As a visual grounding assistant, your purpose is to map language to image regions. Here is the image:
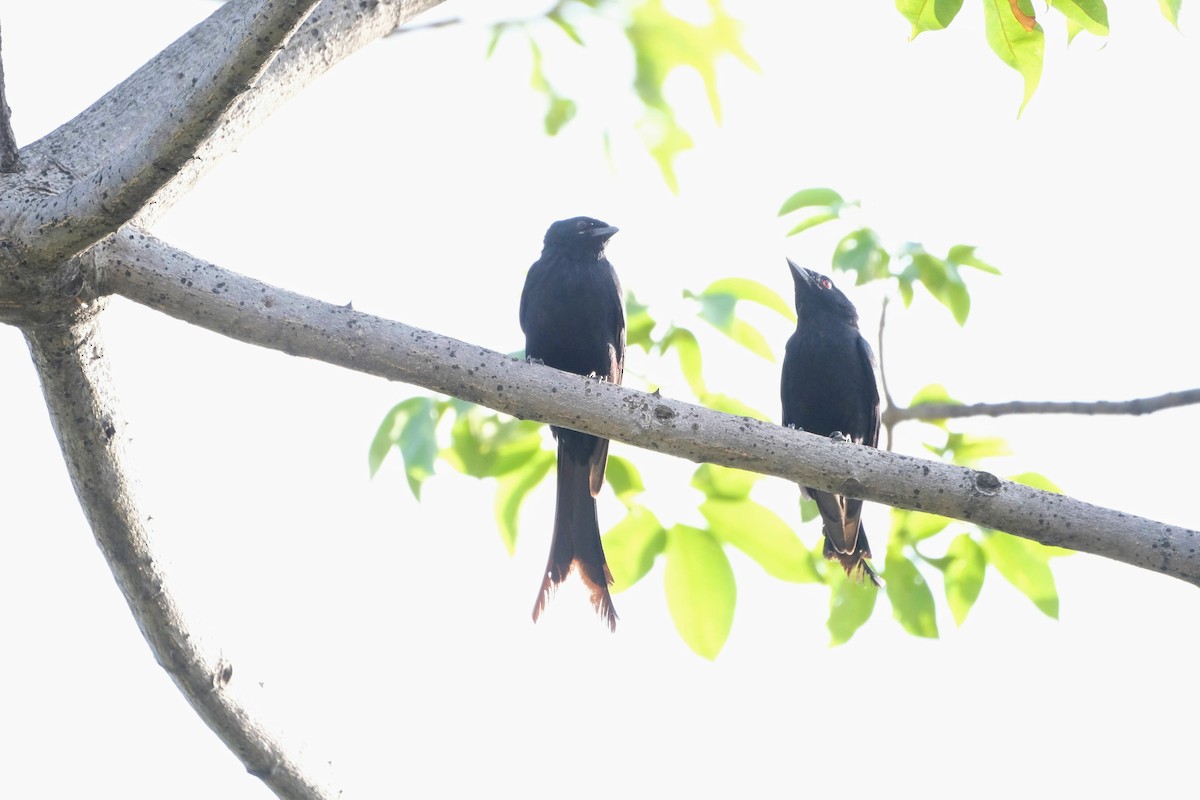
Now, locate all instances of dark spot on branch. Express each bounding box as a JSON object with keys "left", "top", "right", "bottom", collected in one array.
[
  {"left": 654, "top": 405, "right": 676, "bottom": 421},
  {"left": 974, "top": 471, "right": 1001, "bottom": 495}
]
